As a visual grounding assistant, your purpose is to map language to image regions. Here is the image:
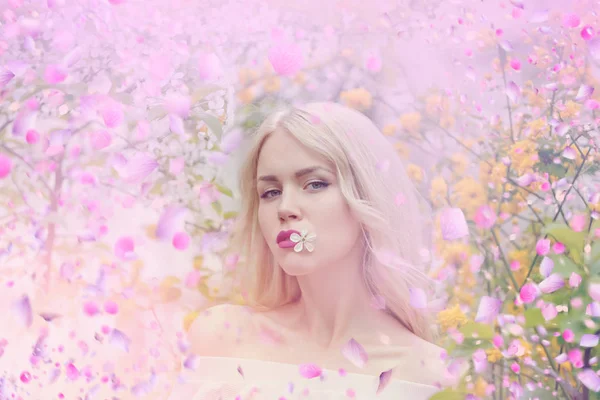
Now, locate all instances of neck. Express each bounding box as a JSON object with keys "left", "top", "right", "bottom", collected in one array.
[{"left": 293, "top": 243, "right": 380, "bottom": 349}]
